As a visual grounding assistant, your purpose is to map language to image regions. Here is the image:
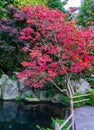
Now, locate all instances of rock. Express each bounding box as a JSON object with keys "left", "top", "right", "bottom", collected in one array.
[
  {"left": 78, "top": 78, "right": 90, "bottom": 94},
  {"left": 91, "top": 74, "right": 94, "bottom": 77},
  {"left": 71, "top": 80, "right": 80, "bottom": 89},
  {"left": 0, "top": 75, "right": 9, "bottom": 86},
  {"left": 51, "top": 93, "right": 63, "bottom": 103},
  {"left": 13, "top": 72, "right": 27, "bottom": 92},
  {"left": 24, "top": 97, "right": 40, "bottom": 102},
  {"left": 39, "top": 90, "right": 51, "bottom": 101},
  {"left": 0, "top": 74, "right": 19, "bottom": 100},
  {"left": 39, "top": 91, "right": 64, "bottom": 103},
  {"left": 3, "top": 80, "right": 19, "bottom": 100},
  {"left": 19, "top": 78, "right": 27, "bottom": 91},
  {"left": 71, "top": 78, "right": 90, "bottom": 94},
  {"left": 20, "top": 90, "right": 37, "bottom": 99}
]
